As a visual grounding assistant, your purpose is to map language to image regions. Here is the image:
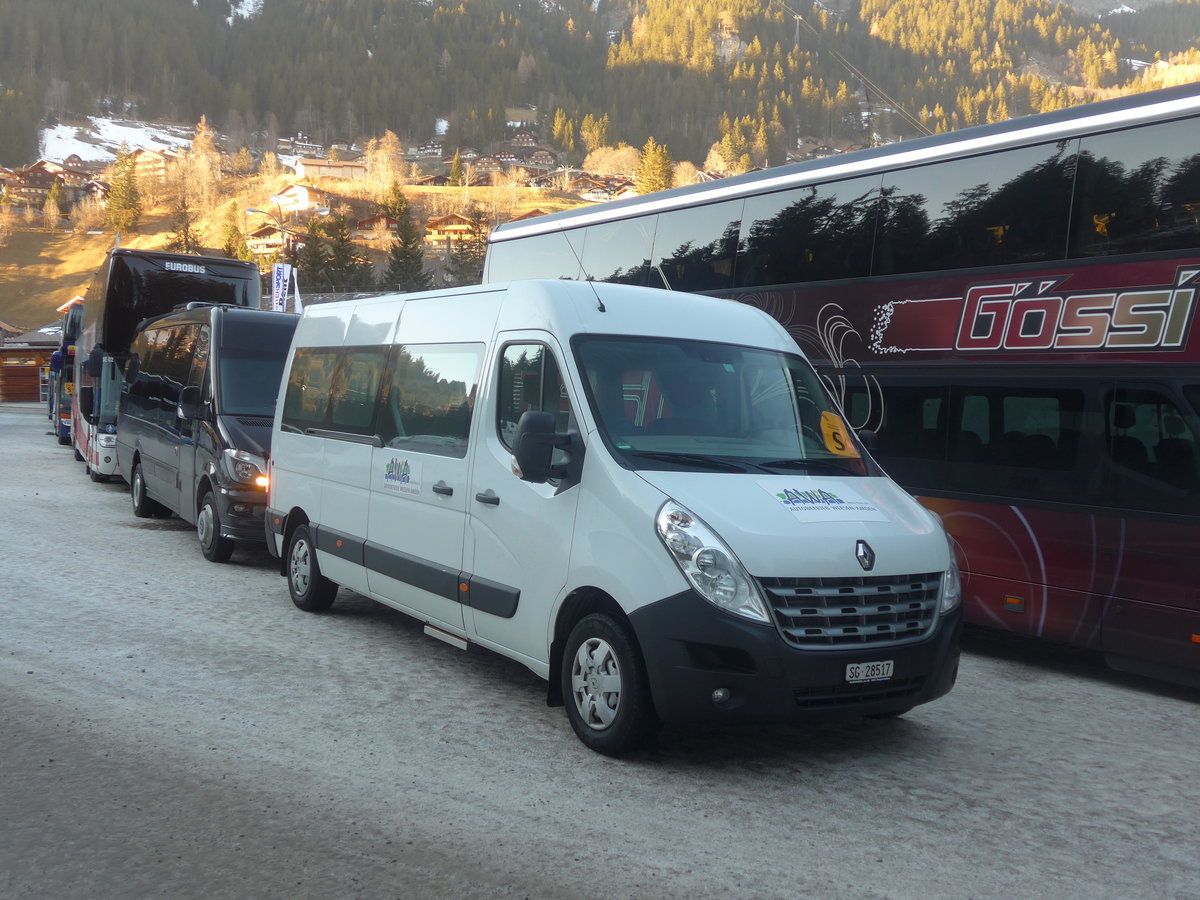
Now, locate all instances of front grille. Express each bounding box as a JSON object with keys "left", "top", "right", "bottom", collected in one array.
[
  {"left": 758, "top": 572, "right": 941, "bottom": 650},
  {"left": 236, "top": 416, "right": 272, "bottom": 428},
  {"left": 794, "top": 676, "right": 925, "bottom": 709}
]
